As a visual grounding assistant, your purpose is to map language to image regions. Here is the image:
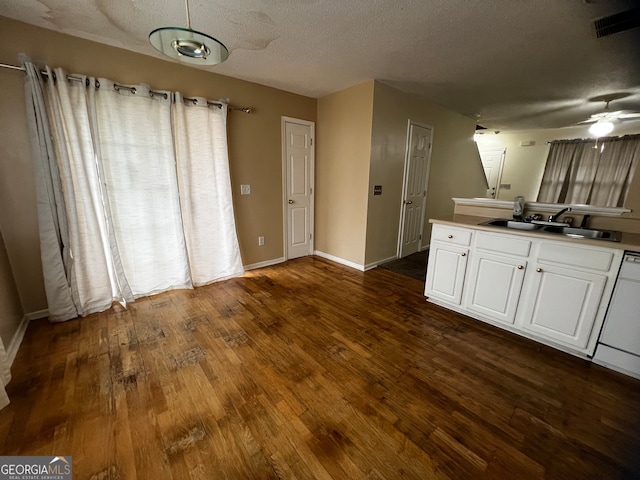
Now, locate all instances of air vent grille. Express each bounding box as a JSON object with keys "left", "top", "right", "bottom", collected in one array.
[{"left": 594, "top": 7, "right": 640, "bottom": 38}]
